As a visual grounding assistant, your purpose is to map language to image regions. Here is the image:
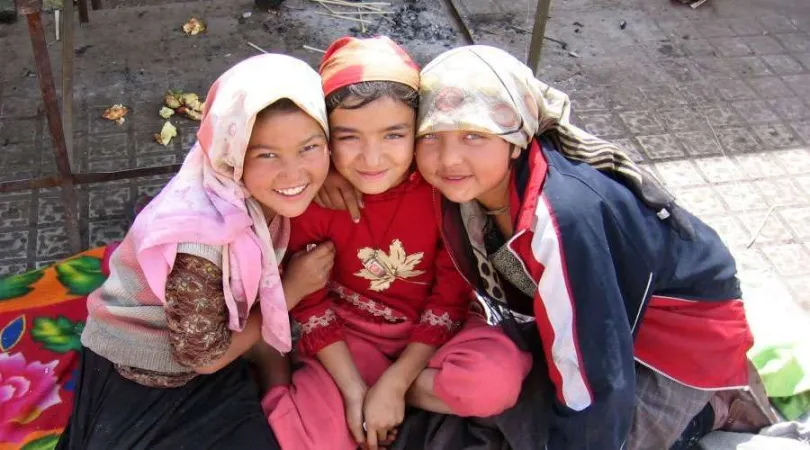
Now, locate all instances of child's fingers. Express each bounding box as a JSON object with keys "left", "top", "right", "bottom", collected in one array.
[
  {"left": 366, "top": 427, "right": 379, "bottom": 450},
  {"left": 341, "top": 187, "right": 363, "bottom": 223}
]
